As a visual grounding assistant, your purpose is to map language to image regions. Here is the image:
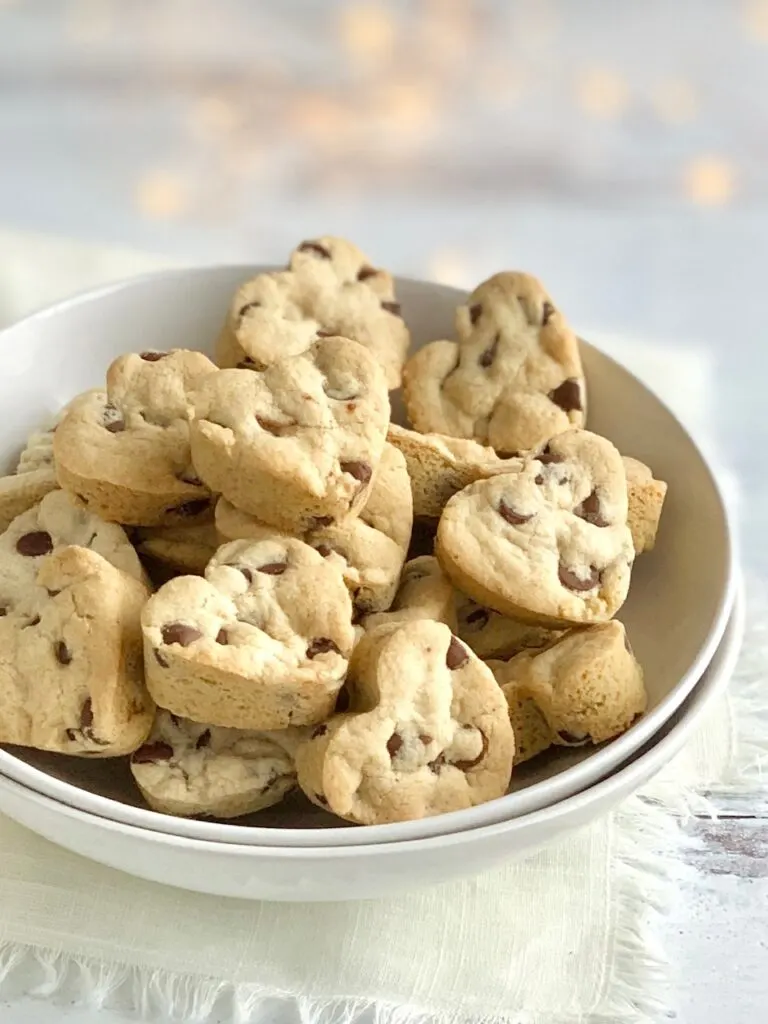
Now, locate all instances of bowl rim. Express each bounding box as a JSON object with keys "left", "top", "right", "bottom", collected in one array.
[
  {"left": 0, "top": 264, "right": 739, "bottom": 845},
  {"left": 0, "top": 584, "right": 744, "bottom": 862}
]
